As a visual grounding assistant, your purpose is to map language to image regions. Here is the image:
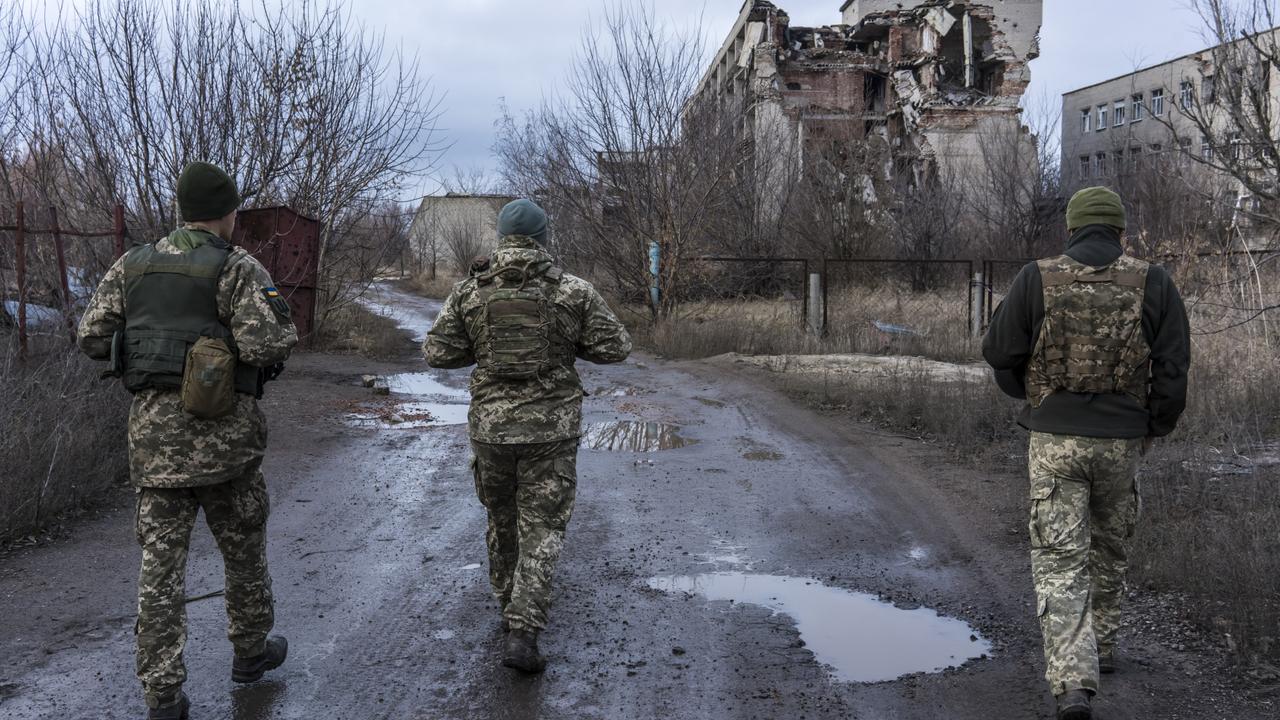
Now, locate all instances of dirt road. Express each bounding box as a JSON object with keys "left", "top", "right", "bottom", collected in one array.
[{"left": 0, "top": 284, "right": 1264, "bottom": 719}]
